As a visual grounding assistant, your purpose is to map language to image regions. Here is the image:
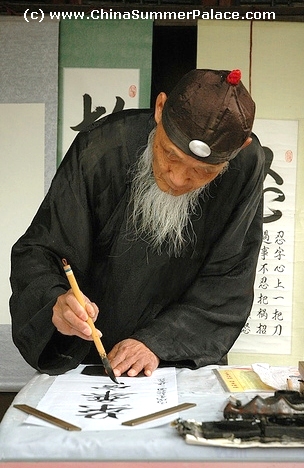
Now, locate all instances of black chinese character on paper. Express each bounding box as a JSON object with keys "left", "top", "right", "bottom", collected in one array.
[
  {"left": 71, "top": 94, "right": 125, "bottom": 132},
  {"left": 263, "top": 147, "right": 285, "bottom": 224}
]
